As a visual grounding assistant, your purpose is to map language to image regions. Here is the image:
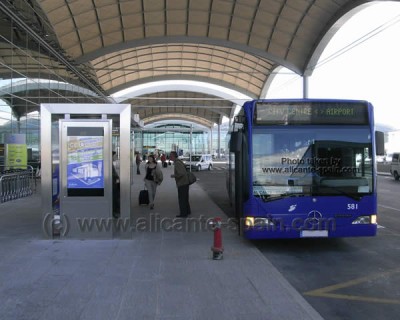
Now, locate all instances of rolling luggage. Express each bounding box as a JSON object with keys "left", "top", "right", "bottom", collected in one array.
[
  {"left": 163, "top": 161, "right": 168, "bottom": 168},
  {"left": 139, "top": 187, "right": 149, "bottom": 205}
]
